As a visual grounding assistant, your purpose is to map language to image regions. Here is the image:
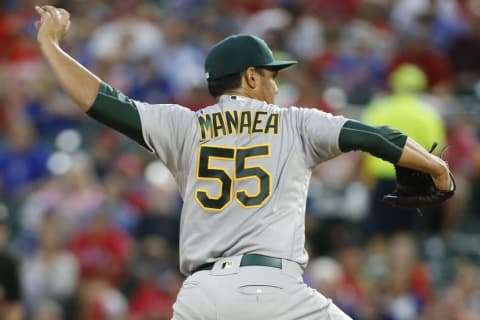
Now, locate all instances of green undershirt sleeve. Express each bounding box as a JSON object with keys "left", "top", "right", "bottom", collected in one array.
[
  {"left": 338, "top": 120, "right": 407, "bottom": 164},
  {"left": 86, "top": 82, "right": 147, "bottom": 149}
]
